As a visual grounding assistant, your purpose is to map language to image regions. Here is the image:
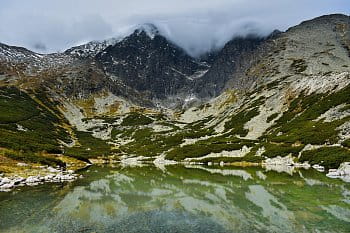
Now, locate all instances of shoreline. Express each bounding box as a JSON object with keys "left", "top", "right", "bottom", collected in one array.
[
  {"left": 1, "top": 159, "right": 350, "bottom": 192},
  {"left": 0, "top": 166, "right": 82, "bottom": 192}
]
